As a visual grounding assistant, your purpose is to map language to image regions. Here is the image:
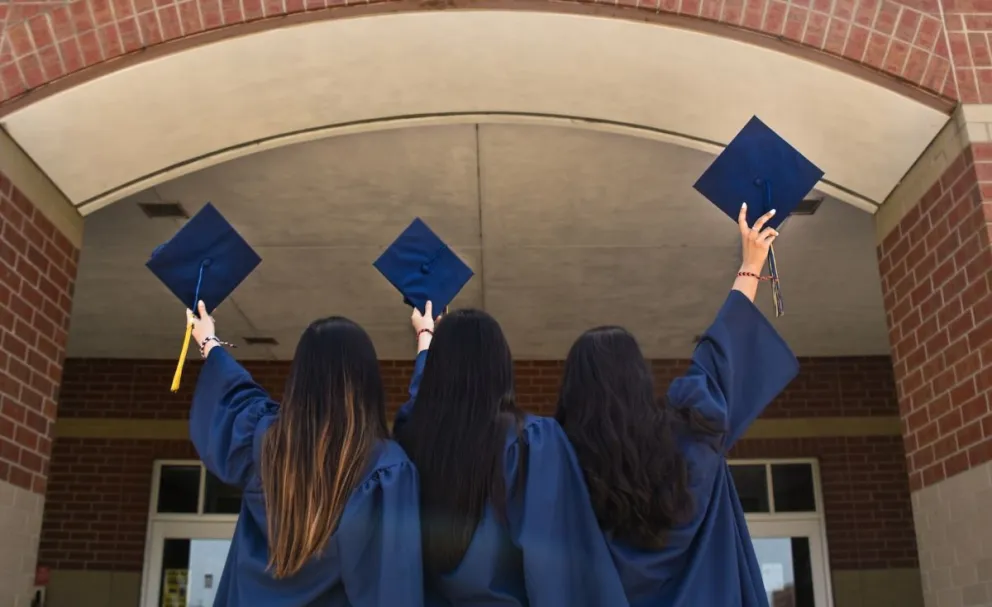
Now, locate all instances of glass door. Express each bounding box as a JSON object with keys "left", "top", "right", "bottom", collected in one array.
[
  {"left": 747, "top": 519, "right": 832, "bottom": 607},
  {"left": 141, "top": 520, "right": 237, "bottom": 607}
]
